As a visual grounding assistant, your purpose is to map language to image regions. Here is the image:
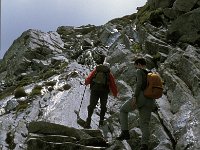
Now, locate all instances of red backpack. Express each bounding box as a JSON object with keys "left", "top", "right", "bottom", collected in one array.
[{"left": 144, "top": 72, "right": 163, "bottom": 99}]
